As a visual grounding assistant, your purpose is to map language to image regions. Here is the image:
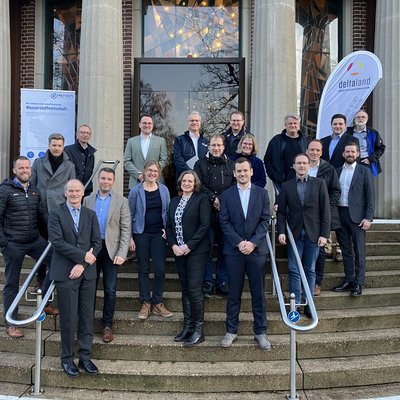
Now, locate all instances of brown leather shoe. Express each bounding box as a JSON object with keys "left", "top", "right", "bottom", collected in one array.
[
  {"left": 314, "top": 284, "right": 321, "bottom": 296},
  {"left": 6, "top": 325, "right": 24, "bottom": 338},
  {"left": 44, "top": 306, "right": 59, "bottom": 315},
  {"left": 152, "top": 303, "right": 173, "bottom": 318},
  {"left": 102, "top": 327, "right": 114, "bottom": 343},
  {"left": 138, "top": 303, "right": 151, "bottom": 320}
]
